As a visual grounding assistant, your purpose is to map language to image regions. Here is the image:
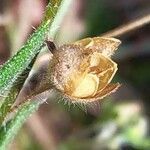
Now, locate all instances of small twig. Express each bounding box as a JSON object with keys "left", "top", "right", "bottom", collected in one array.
[{"left": 102, "top": 14, "right": 150, "bottom": 37}]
